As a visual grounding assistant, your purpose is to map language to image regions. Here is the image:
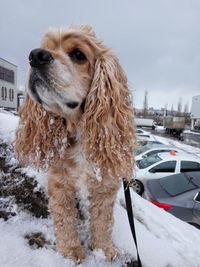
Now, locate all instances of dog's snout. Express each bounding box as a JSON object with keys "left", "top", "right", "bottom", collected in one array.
[{"left": 29, "top": 49, "right": 54, "bottom": 68}]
